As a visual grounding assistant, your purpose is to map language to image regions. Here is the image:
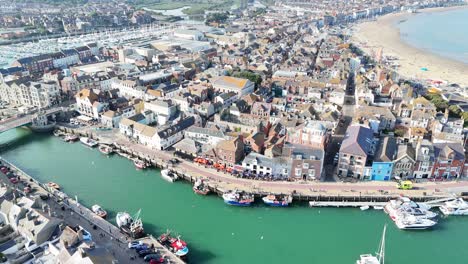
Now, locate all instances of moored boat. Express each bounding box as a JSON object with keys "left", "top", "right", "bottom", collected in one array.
[
  {"left": 98, "top": 144, "right": 114, "bottom": 155},
  {"left": 384, "top": 197, "right": 432, "bottom": 220},
  {"left": 439, "top": 198, "right": 468, "bottom": 216},
  {"left": 193, "top": 179, "right": 209, "bottom": 195},
  {"left": 360, "top": 205, "right": 370, "bottom": 211},
  {"left": 394, "top": 215, "right": 437, "bottom": 230},
  {"left": 80, "top": 137, "right": 98, "bottom": 147},
  {"left": 161, "top": 169, "right": 178, "bottom": 182},
  {"left": 116, "top": 210, "right": 144, "bottom": 238},
  {"left": 64, "top": 134, "right": 79, "bottom": 142},
  {"left": 133, "top": 159, "right": 147, "bottom": 169},
  {"left": 356, "top": 224, "right": 386, "bottom": 264},
  {"left": 222, "top": 190, "right": 254, "bottom": 206},
  {"left": 157, "top": 231, "right": 189, "bottom": 257},
  {"left": 91, "top": 204, "right": 108, "bottom": 219},
  {"left": 262, "top": 194, "right": 292, "bottom": 207},
  {"left": 47, "top": 182, "right": 60, "bottom": 190}
]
